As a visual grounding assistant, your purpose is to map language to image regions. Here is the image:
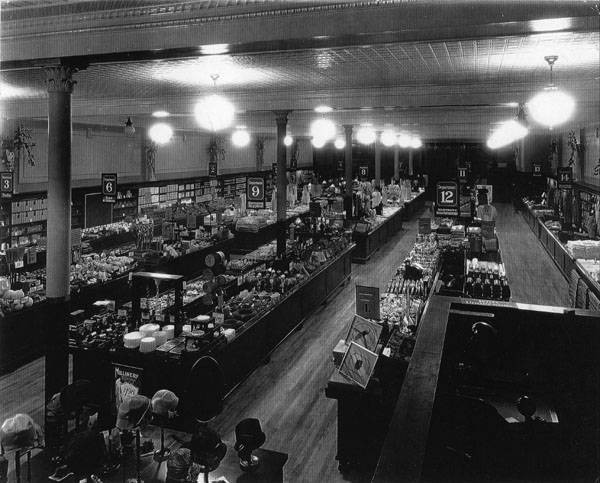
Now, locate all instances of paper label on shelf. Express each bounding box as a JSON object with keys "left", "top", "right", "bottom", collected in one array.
[{"left": 14, "top": 260, "right": 24, "bottom": 269}]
